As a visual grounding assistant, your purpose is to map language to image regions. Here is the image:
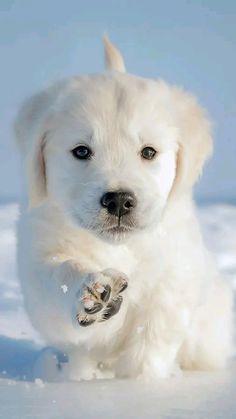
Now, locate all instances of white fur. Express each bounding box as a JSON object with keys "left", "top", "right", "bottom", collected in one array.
[{"left": 14, "top": 37, "right": 233, "bottom": 380}]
